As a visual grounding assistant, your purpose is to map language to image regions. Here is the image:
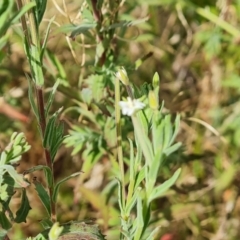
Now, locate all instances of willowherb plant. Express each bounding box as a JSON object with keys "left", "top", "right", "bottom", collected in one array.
[{"left": 115, "top": 69, "right": 182, "bottom": 240}]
